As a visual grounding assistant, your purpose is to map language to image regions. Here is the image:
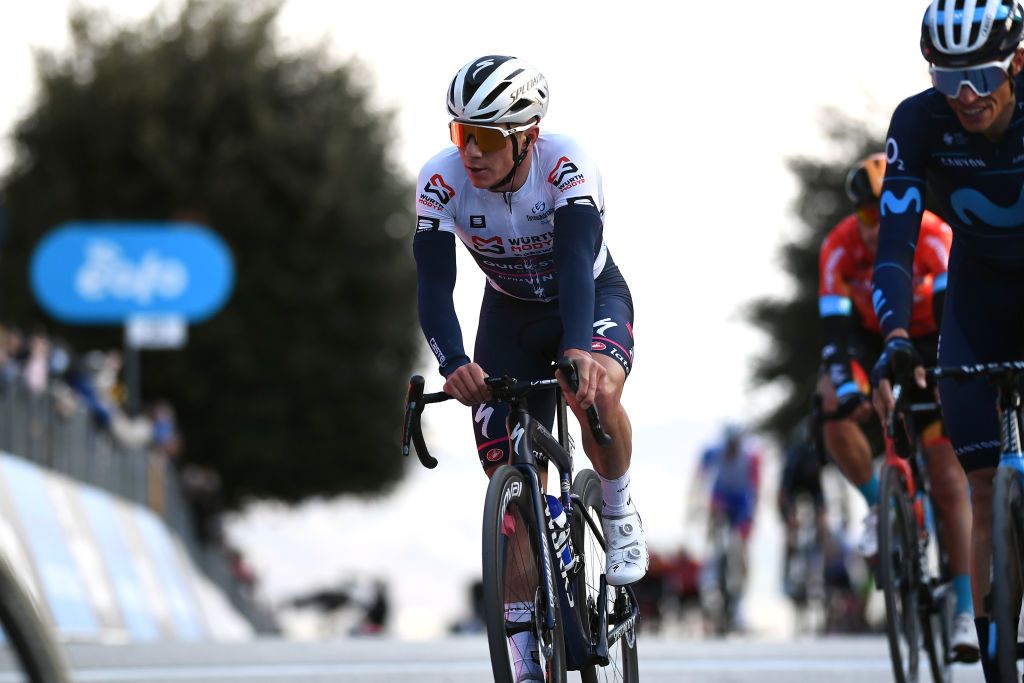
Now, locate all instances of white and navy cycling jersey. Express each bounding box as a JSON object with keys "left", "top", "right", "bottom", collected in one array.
[
  {"left": 414, "top": 133, "right": 608, "bottom": 302},
  {"left": 413, "top": 133, "right": 615, "bottom": 377}
]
